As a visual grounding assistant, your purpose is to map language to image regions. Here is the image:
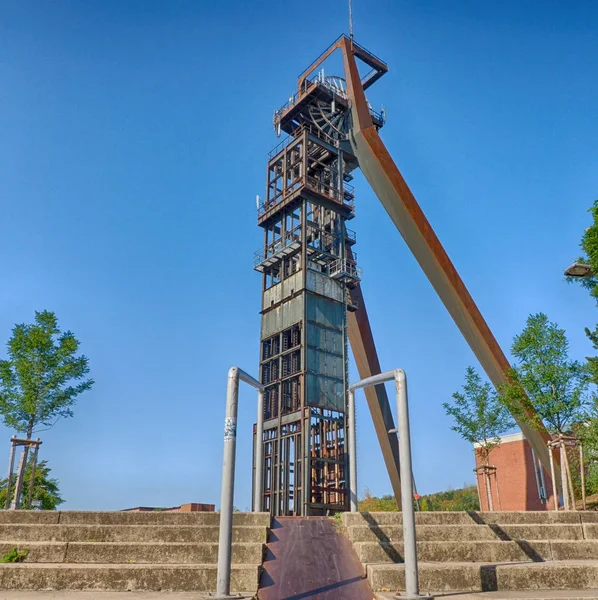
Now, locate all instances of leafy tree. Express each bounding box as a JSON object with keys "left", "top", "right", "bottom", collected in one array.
[
  {"left": 566, "top": 200, "right": 598, "bottom": 501},
  {"left": 421, "top": 486, "right": 480, "bottom": 512},
  {"left": 566, "top": 199, "right": 598, "bottom": 384},
  {"left": 443, "top": 367, "right": 514, "bottom": 510},
  {"left": 444, "top": 367, "right": 514, "bottom": 464},
  {"left": 0, "top": 310, "right": 93, "bottom": 507},
  {"left": 358, "top": 488, "right": 398, "bottom": 512},
  {"left": 501, "top": 313, "right": 588, "bottom": 434},
  {"left": 0, "top": 310, "right": 93, "bottom": 436},
  {"left": 0, "top": 459, "right": 64, "bottom": 510},
  {"left": 567, "top": 199, "right": 598, "bottom": 301},
  {"left": 358, "top": 486, "right": 480, "bottom": 512},
  {"left": 575, "top": 397, "right": 598, "bottom": 495}
]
